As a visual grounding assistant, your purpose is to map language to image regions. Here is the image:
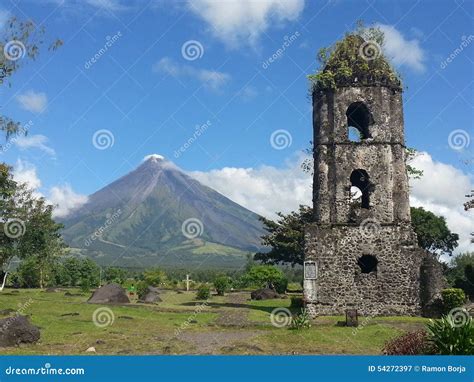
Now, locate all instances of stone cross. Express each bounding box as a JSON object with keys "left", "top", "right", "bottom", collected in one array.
[{"left": 183, "top": 274, "right": 192, "bottom": 291}]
